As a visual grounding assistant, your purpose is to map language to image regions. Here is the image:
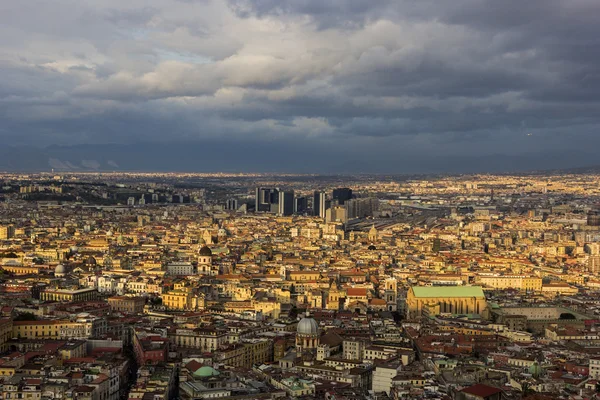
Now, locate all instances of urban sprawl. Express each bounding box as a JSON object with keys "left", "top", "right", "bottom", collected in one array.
[{"left": 0, "top": 172, "right": 599, "bottom": 400}]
